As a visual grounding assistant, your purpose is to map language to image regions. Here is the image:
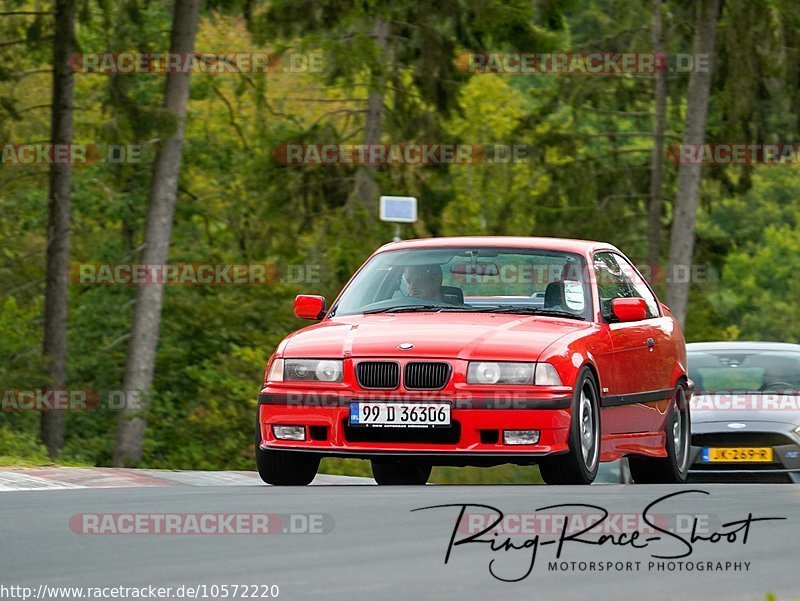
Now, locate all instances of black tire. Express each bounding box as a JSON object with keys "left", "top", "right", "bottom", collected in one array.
[
  {"left": 539, "top": 367, "right": 601, "bottom": 485},
  {"left": 255, "top": 423, "right": 320, "bottom": 485},
  {"left": 629, "top": 383, "right": 690, "bottom": 484},
  {"left": 371, "top": 460, "right": 431, "bottom": 485}
]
